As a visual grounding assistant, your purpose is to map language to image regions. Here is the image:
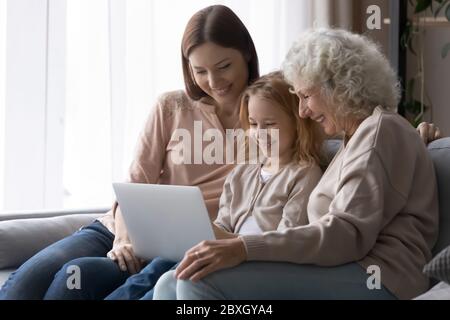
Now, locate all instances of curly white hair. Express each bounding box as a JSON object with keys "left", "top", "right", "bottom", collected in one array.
[{"left": 282, "top": 28, "right": 401, "bottom": 119}]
